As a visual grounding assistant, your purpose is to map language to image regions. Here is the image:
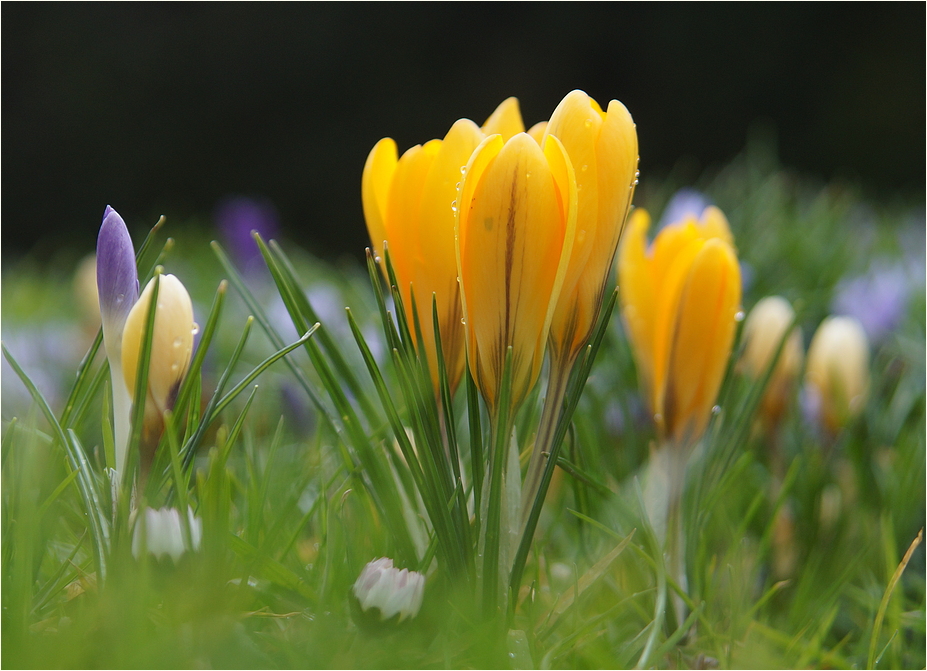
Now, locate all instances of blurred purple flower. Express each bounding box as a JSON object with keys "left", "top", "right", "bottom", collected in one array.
[
  {"left": 831, "top": 261, "right": 915, "bottom": 343},
  {"left": 214, "top": 196, "right": 280, "bottom": 270},
  {"left": 657, "top": 188, "right": 712, "bottom": 231},
  {"left": 96, "top": 205, "right": 138, "bottom": 349}
]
